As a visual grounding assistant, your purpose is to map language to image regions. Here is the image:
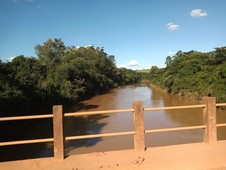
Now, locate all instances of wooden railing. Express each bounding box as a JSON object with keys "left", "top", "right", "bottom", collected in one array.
[{"left": 1, "top": 96, "right": 226, "bottom": 160}]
